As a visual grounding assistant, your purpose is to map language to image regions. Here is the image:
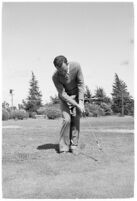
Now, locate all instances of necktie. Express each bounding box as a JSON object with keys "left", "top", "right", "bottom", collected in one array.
[
  {"left": 65, "top": 72, "right": 69, "bottom": 79},
  {"left": 65, "top": 65, "right": 70, "bottom": 79}
]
